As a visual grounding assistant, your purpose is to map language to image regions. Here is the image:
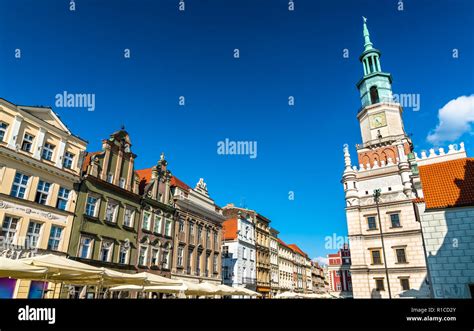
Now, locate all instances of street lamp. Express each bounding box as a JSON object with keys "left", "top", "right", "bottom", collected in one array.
[{"left": 373, "top": 189, "right": 392, "bottom": 299}]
